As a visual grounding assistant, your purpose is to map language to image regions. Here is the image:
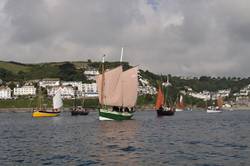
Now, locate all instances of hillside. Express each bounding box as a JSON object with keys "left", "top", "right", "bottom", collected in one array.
[
  {"left": 0, "top": 61, "right": 32, "bottom": 73},
  {"left": 1, "top": 60, "right": 250, "bottom": 96},
  {"left": 0, "top": 60, "right": 131, "bottom": 82}
]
